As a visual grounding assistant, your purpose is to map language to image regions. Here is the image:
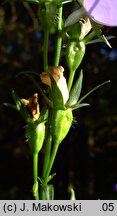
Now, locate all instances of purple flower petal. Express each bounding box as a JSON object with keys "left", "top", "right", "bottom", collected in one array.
[{"left": 83, "top": 0, "right": 117, "bottom": 26}]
